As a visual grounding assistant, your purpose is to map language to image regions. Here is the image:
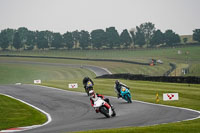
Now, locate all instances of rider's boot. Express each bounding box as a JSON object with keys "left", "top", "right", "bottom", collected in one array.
[{"left": 117, "top": 93, "right": 122, "bottom": 99}]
